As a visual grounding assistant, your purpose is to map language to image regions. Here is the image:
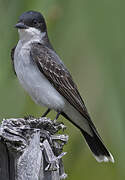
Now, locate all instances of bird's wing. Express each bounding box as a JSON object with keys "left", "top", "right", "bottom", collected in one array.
[
  {"left": 30, "top": 42, "right": 91, "bottom": 120},
  {"left": 11, "top": 46, "right": 16, "bottom": 75}
]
